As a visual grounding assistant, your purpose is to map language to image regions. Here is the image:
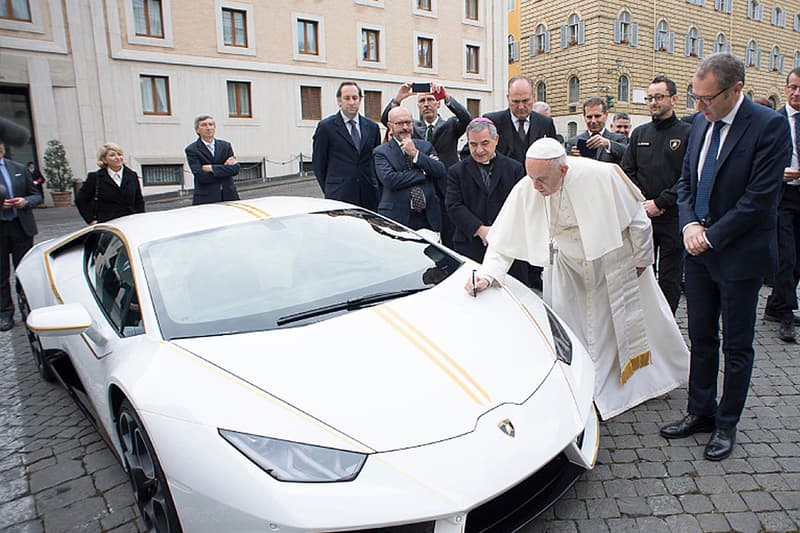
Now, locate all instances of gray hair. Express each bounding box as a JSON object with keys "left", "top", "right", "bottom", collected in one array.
[
  {"left": 695, "top": 53, "right": 745, "bottom": 89},
  {"left": 466, "top": 118, "right": 498, "bottom": 139},
  {"left": 547, "top": 154, "right": 568, "bottom": 169},
  {"left": 532, "top": 101, "right": 551, "bottom": 114},
  {"left": 612, "top": 112, "right": 630, "bottom": 121},
  {"left": 193, "top": 114, "right": 214, "bottom": 130}
]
